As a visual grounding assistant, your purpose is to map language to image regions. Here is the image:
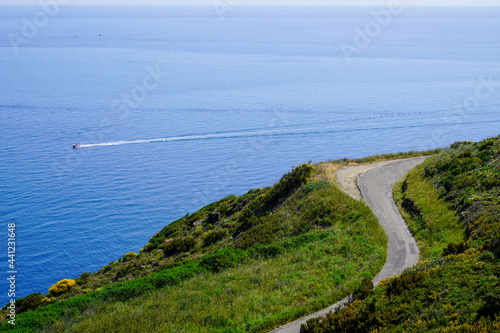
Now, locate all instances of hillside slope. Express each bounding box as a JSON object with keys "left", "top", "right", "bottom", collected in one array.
[
  {"left": 301, "top": 135, "right": 500, "bottom": 332},
  {"left": 2, "top": 162, "right": 392, "bottom": 332}
]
